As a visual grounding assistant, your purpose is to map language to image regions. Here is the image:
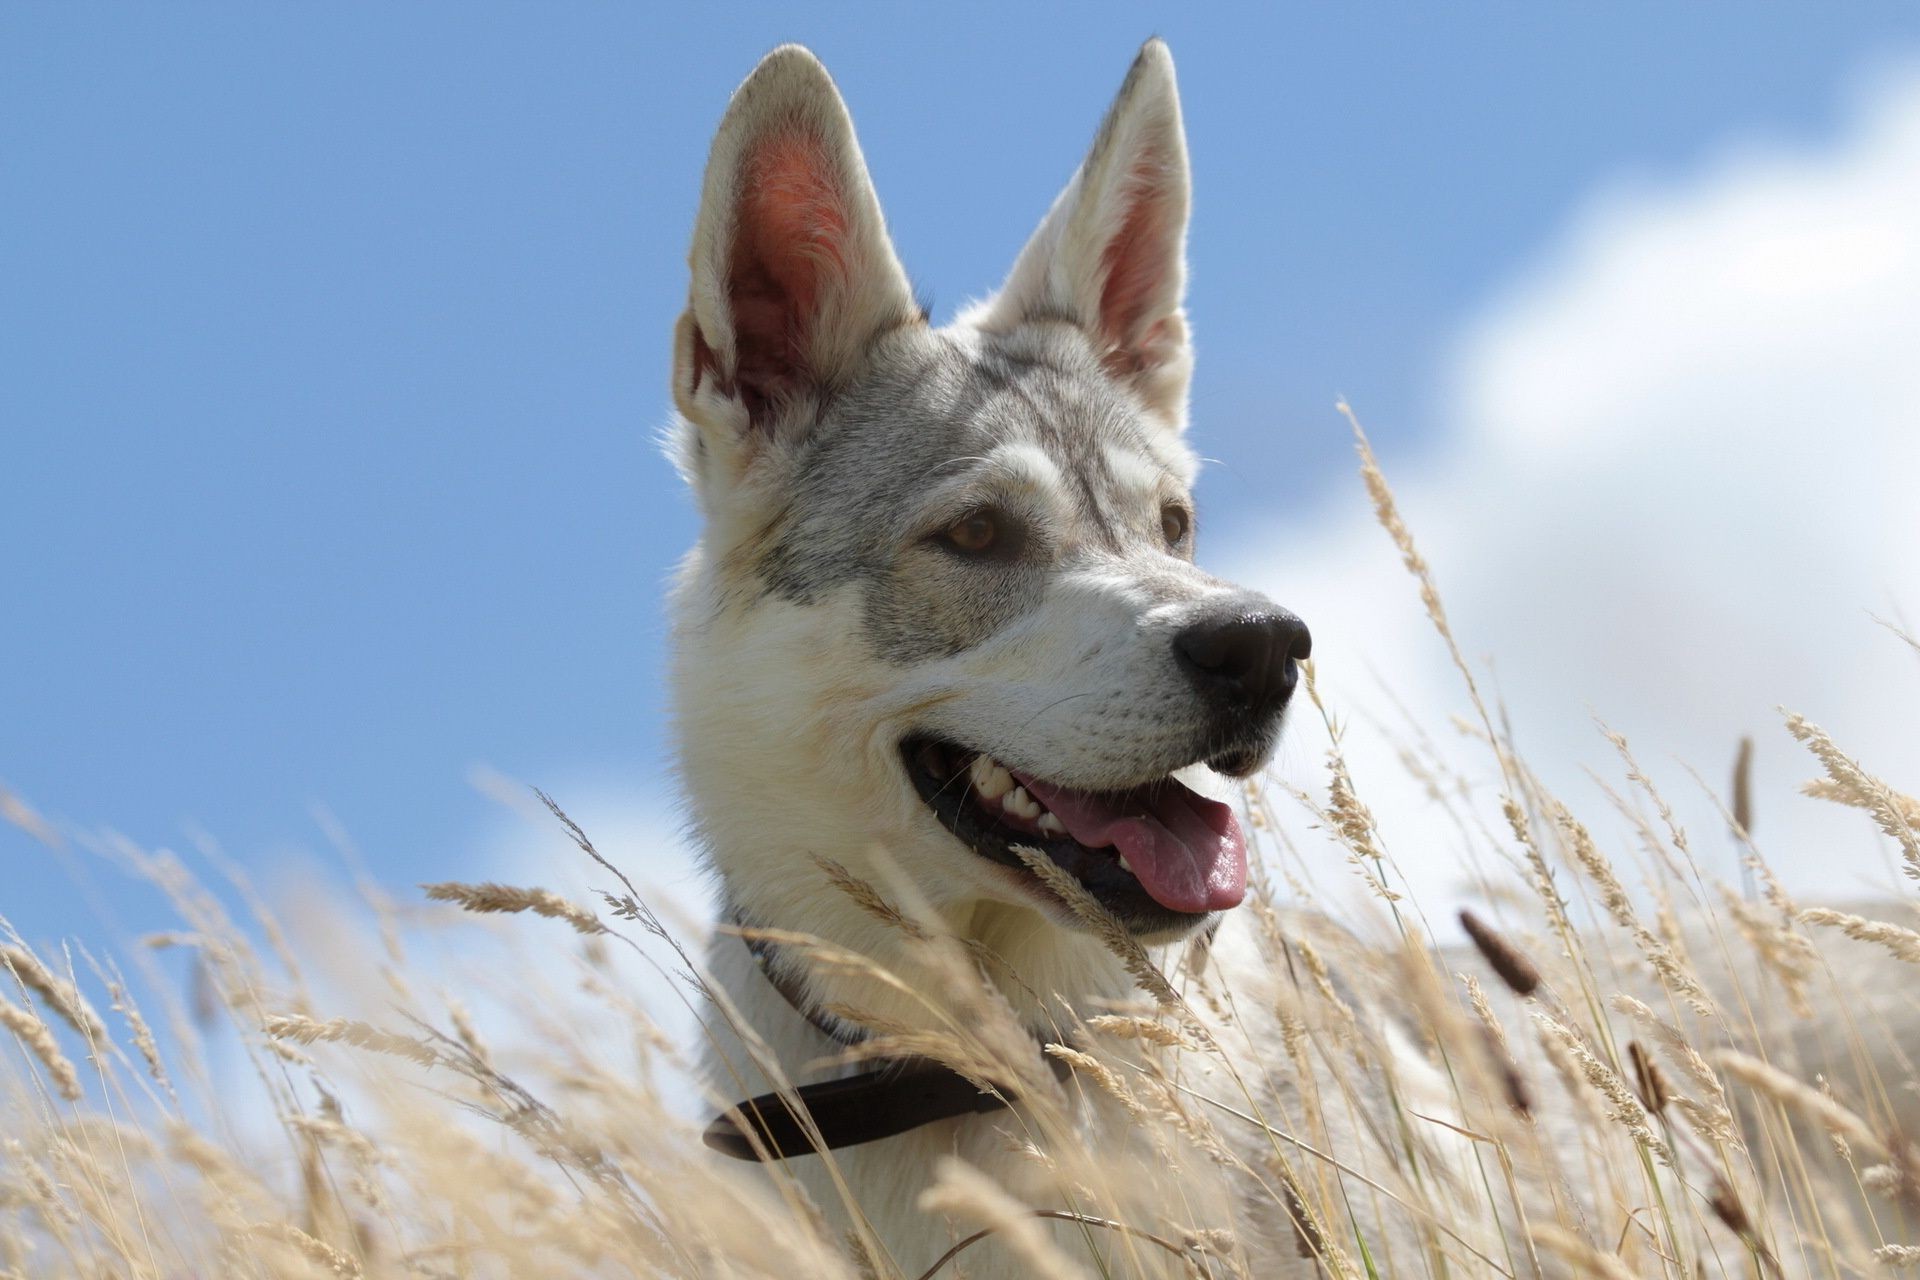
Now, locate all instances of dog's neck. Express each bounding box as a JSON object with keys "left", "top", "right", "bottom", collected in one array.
[{"left": 714, "top": 863, "right": 1142, "bottom": 1045}]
